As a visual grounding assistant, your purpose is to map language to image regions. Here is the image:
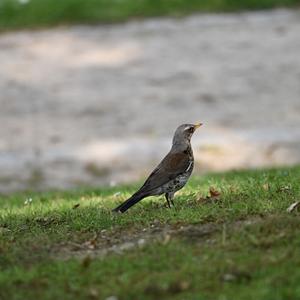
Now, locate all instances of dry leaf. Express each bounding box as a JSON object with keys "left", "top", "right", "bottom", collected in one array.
[
  {"left": 89, "top": 238, "right": 97, "bottom": 249},
  {"left": 287, "top": 201, "right": 300, "bottom": 213},
  {"left": 72, "top": 203, "right": 80, "bottom": 209},
  {"left": 262, "top": 183, "right": 270, "bottom": 191},
  {"left": 196, "top": 187, "right": 221, "bottom": 204},
  {"left": 209, "top": 187, "right": 221, "bottom": 198},
  {"left": 83, "top": 234, "right": 98, "bottom": 249}
]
